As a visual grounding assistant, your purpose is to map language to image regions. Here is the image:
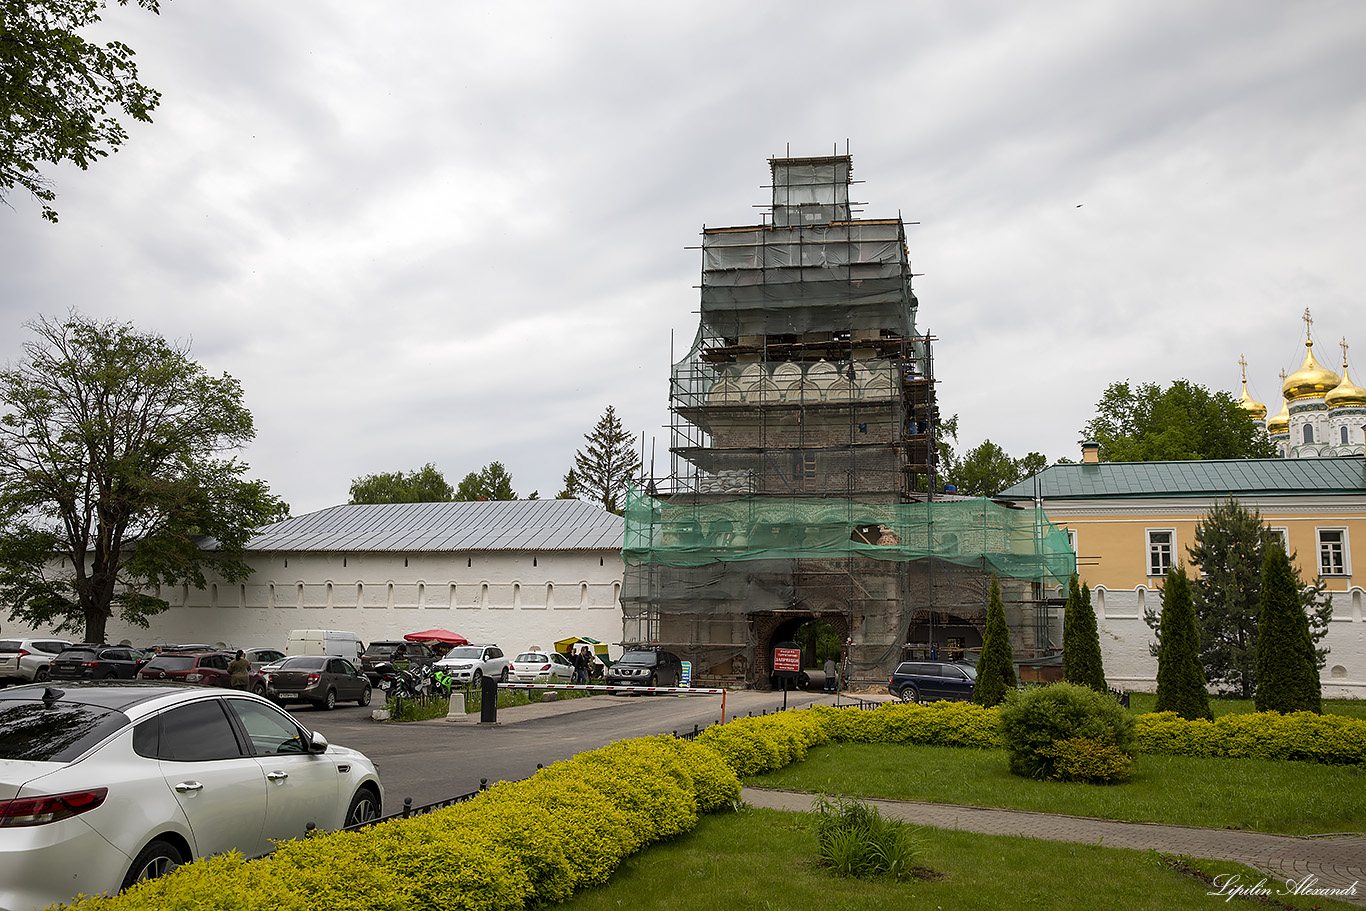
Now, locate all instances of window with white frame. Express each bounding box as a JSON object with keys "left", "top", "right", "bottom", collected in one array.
[
  {"left": 1317, "top": 529, "right": 1348, "bottom": 576},
  {"left": 1147, "top": 529, "right": 1175, "bottom": 577},
  {"left": 1267, "top": 526, "right": 1289, "bottom": 555},
  {"left": 1065, "top": 528, "right": 1078, "bottom": 553}
]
